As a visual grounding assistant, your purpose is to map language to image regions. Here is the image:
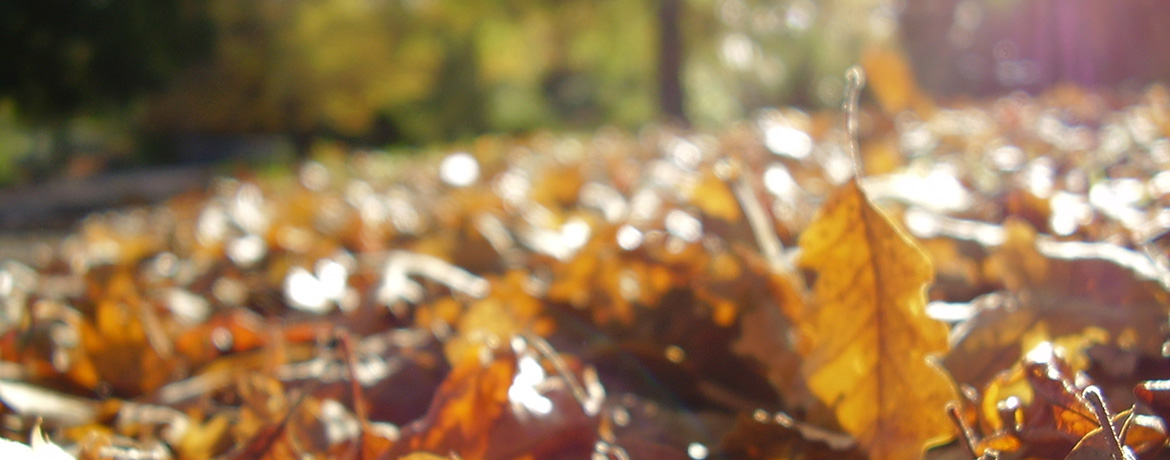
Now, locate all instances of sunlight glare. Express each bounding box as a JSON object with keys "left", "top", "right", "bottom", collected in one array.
[
  {"left": 440, "top": 152, "right": 480, "bottom": 187},
  {"left": 509, "top": 355, "right": 553, "bottom": 416}
]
